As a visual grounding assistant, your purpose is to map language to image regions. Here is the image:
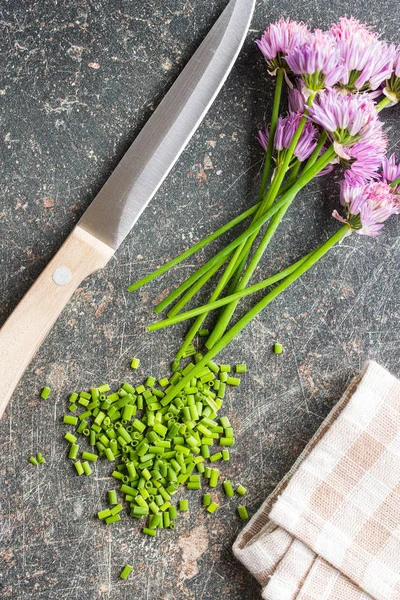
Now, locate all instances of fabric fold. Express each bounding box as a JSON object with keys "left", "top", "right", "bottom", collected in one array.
[{"left": 234, "top": 361, "right": 400, "bottom": 600}]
